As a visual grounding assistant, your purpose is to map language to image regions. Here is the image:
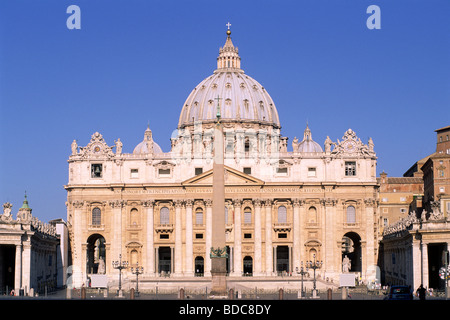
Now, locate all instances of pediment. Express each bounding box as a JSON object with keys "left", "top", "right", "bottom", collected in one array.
[{"left": 182, "top": 166, "right": 264, "bottom": 186}]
